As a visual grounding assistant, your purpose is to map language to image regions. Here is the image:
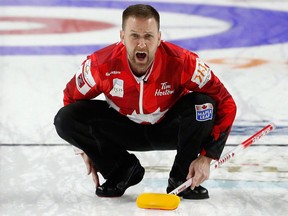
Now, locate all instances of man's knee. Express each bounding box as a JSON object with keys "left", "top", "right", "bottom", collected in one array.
[
  {"left": 172, "top": 93, "right": 215, "bottom": 119},
  {"left": 54, "top": 106, "right": 73, "bottom": 139},
  {"left": 184, "top": 93, "right": 215, "bottom": 107}
]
